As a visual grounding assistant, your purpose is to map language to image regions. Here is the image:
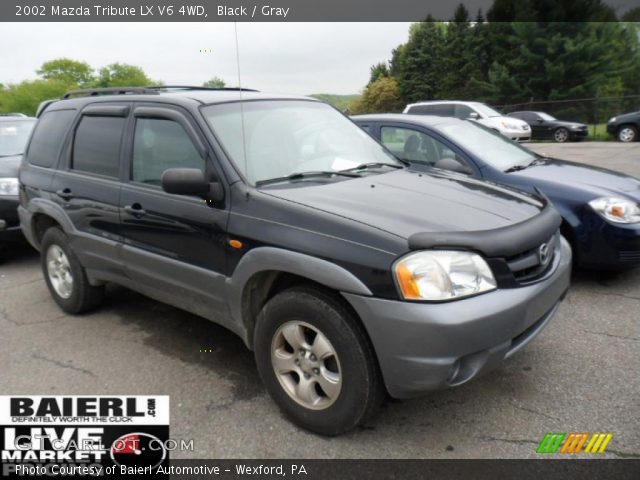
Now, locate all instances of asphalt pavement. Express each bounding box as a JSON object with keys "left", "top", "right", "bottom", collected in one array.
[{"left": 1, "top": 141, "right": 638, "bottom": 459}]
